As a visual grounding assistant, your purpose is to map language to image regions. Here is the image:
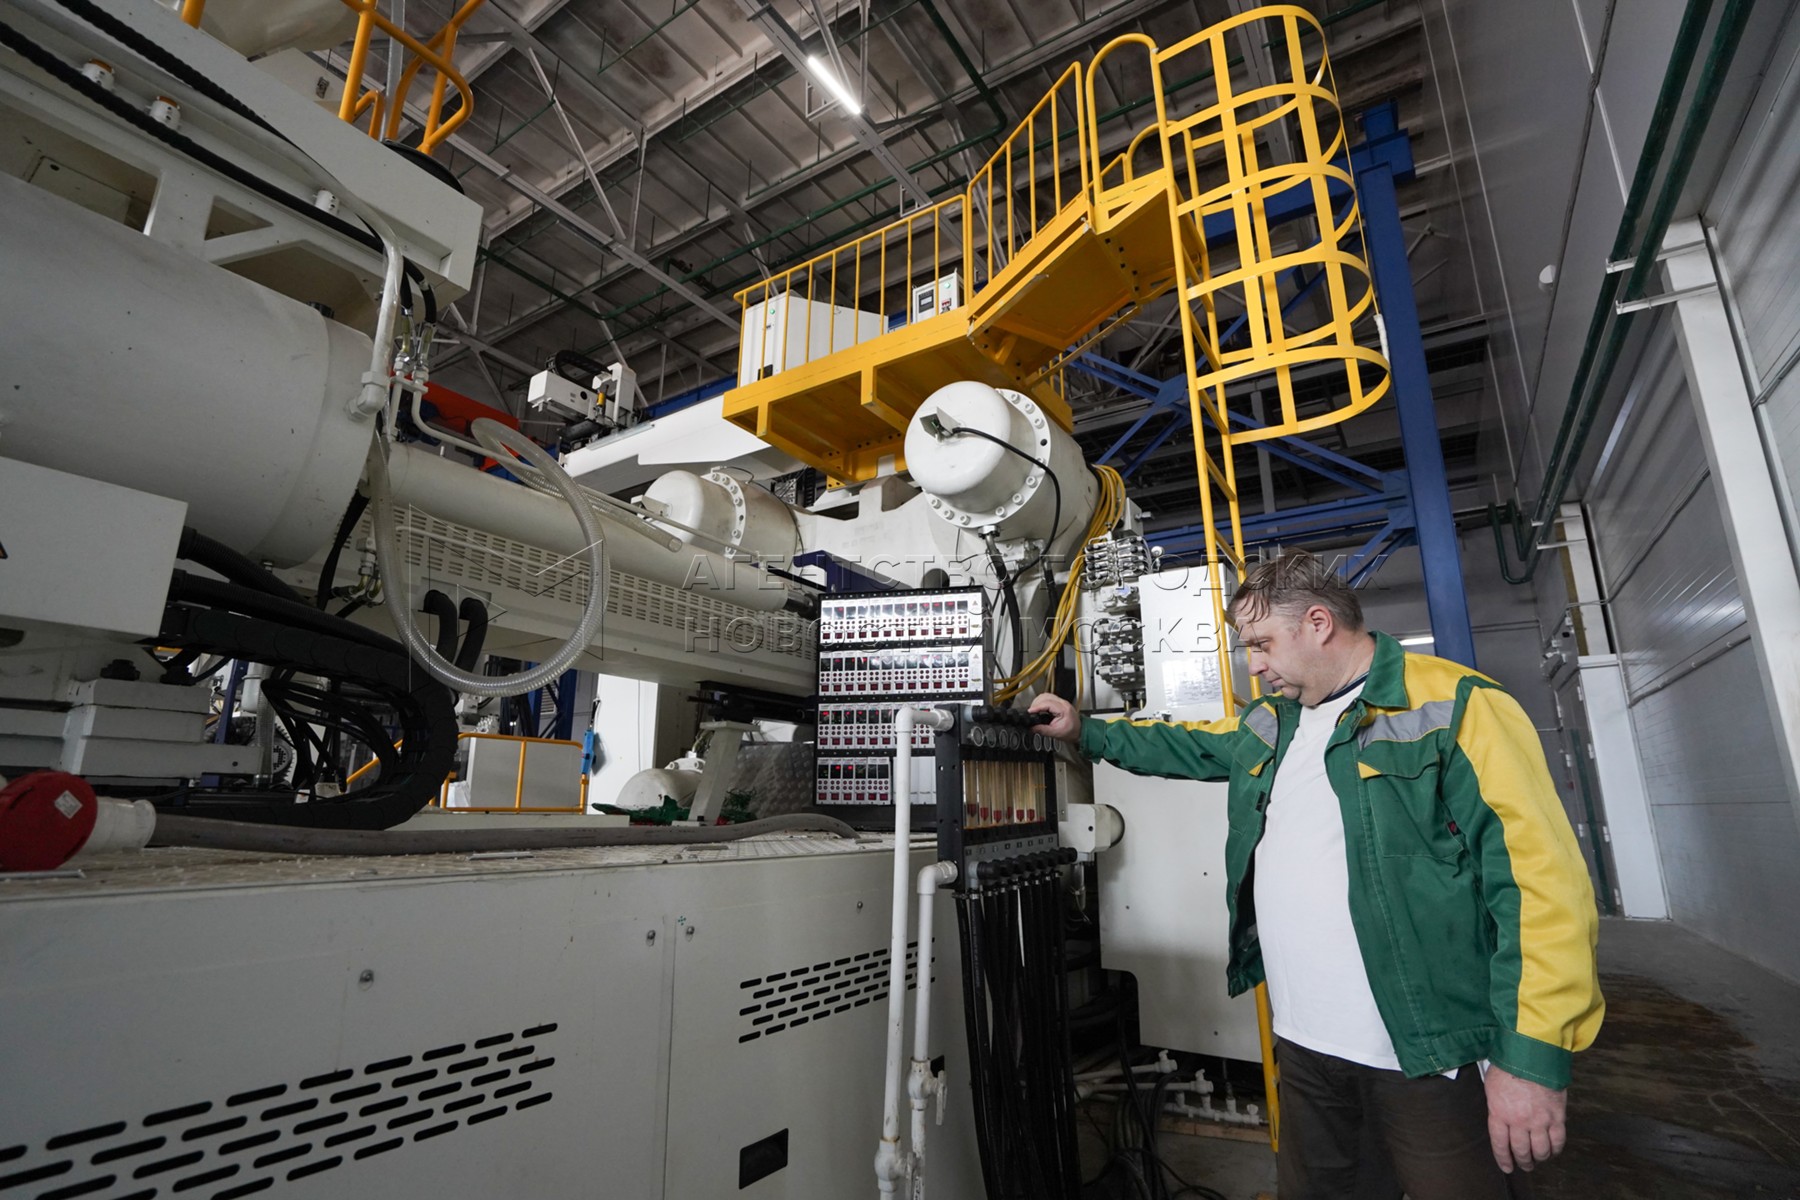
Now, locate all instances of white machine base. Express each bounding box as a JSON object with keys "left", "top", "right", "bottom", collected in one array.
[{"left": 0, "top": 835, "right": 982, "bottom": 1198}]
